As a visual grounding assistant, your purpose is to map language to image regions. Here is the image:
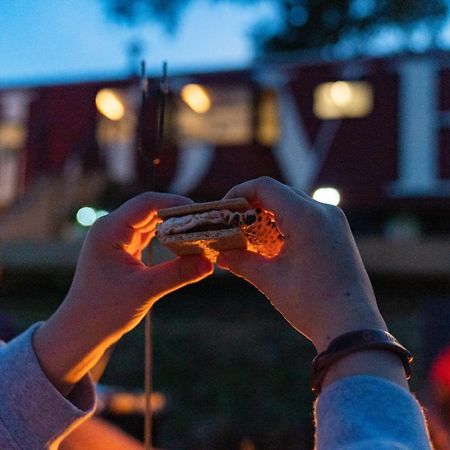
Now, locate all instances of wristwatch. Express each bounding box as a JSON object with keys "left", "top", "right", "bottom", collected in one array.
[{"left": 311, "top": 329, "right": 413, "bottom": 394}]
